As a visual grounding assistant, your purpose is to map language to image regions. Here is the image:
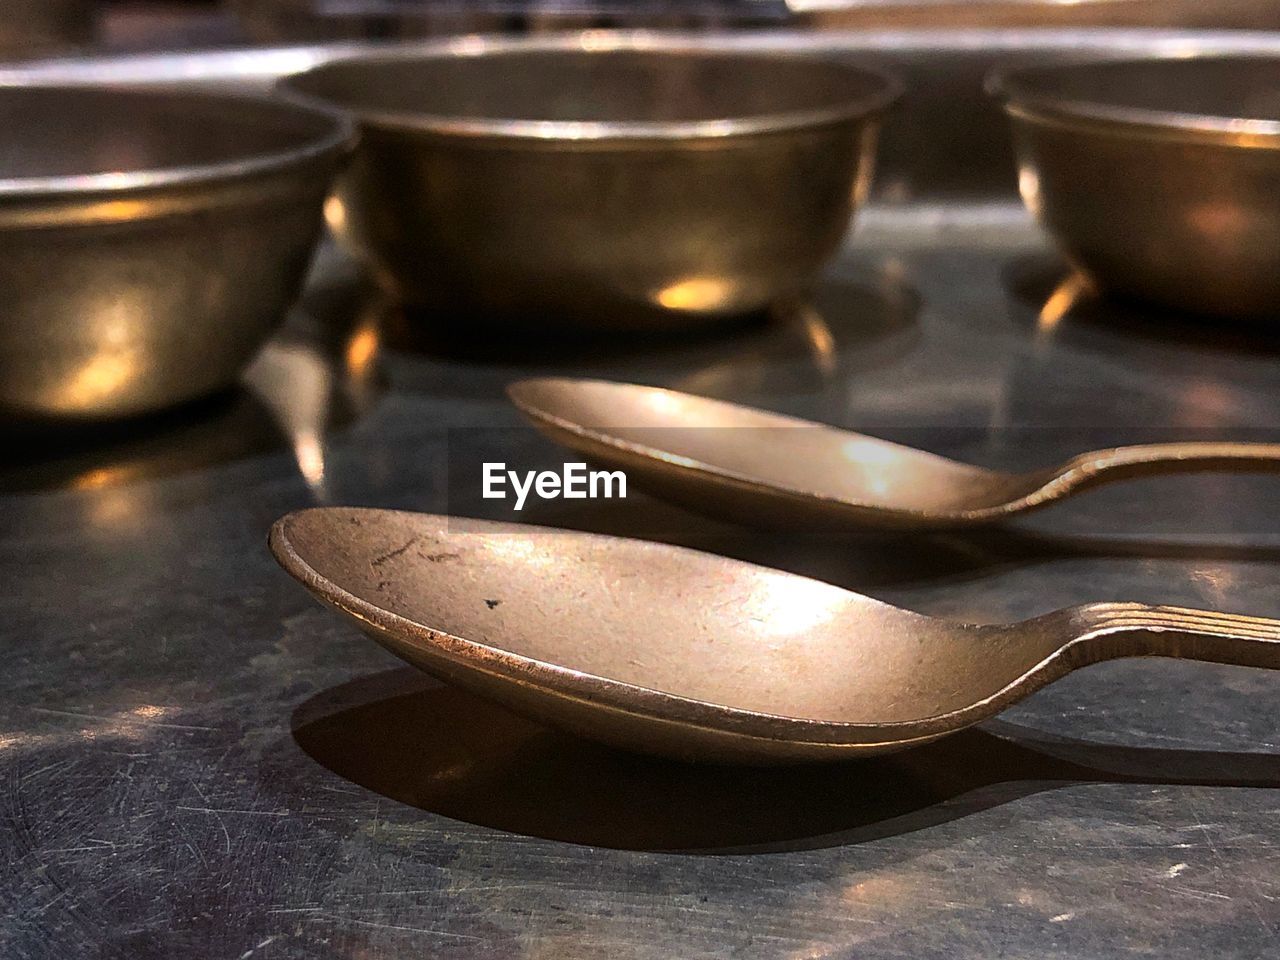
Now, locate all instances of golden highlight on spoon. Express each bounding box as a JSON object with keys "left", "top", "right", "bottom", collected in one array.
[{"left": 271, "top": 508, "right": 1280, "bottom": 764}]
